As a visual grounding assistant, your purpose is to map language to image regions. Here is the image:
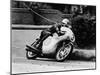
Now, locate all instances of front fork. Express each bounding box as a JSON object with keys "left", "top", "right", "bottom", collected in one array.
[{"left": 64, "top": 41, "right": 74, "bottom": 47}]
